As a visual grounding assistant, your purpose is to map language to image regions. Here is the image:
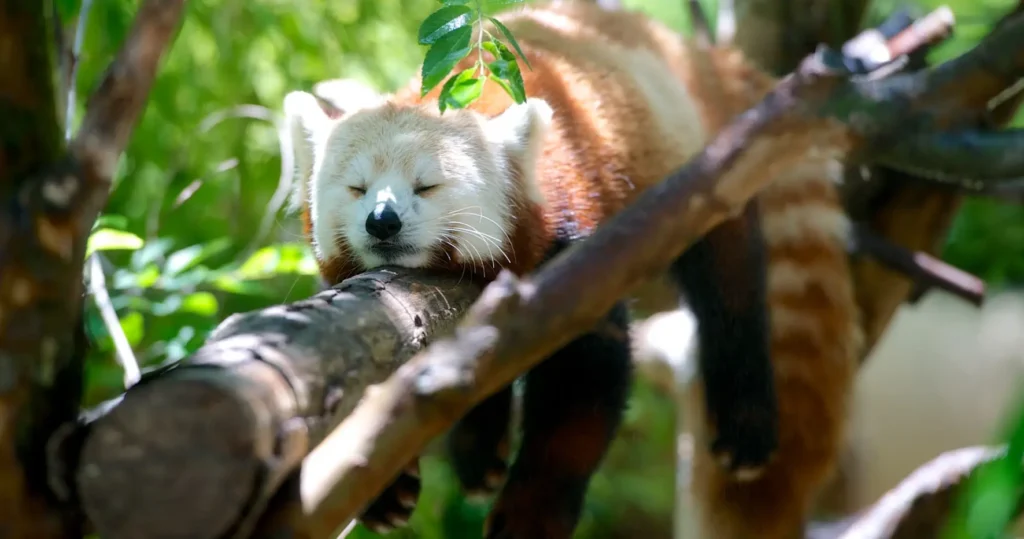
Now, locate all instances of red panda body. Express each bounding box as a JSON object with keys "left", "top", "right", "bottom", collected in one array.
[{"left": 286, "top": 3, "right": 862, "bottom": 538}]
